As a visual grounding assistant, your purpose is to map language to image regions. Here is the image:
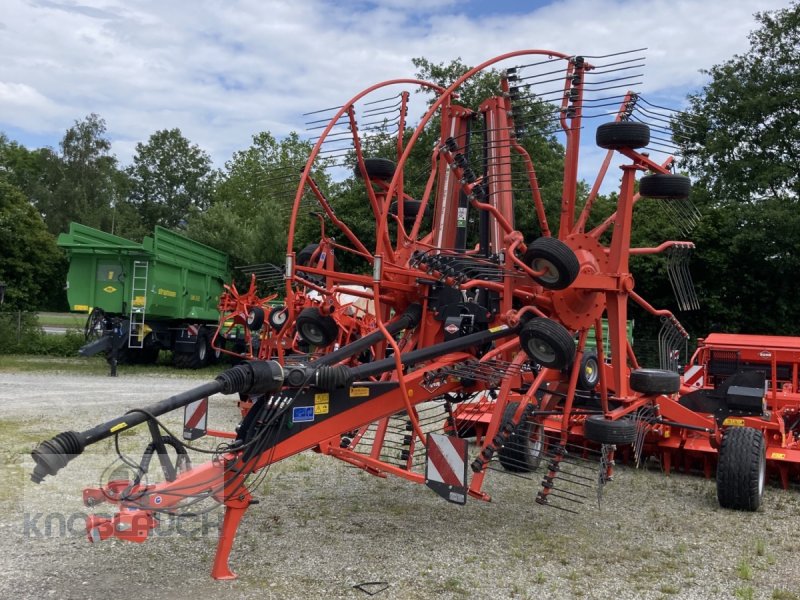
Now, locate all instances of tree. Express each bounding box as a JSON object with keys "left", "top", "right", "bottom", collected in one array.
[
  {"left": 0, "top": 178, "right": 65, "bottom": 310},
  {"left": 127, "top": 128, "right": 214, "bottom": 232},
  {"left": 670, "top": 3, "right": 800, "bottom": 336}
]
